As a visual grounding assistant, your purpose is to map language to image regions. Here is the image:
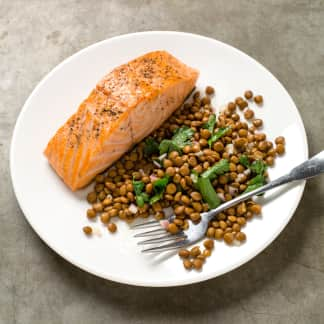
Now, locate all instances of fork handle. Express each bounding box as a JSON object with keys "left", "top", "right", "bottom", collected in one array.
[{"left": 205, "top": 150, "right": 324, "bottom": 222}]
